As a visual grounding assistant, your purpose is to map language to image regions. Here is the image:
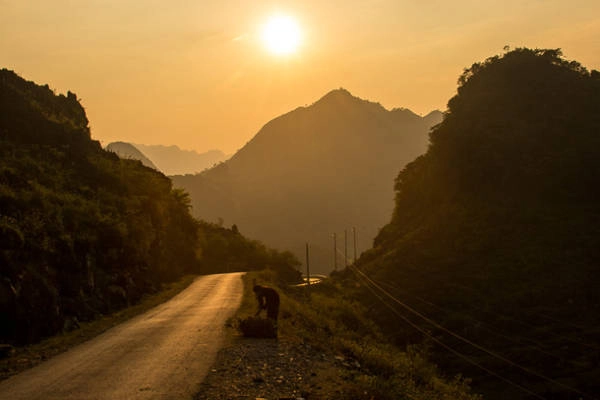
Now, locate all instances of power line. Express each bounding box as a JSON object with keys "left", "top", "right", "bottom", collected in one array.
[
  {"left": 441, "top": 282, "right": 600, "bottom": 351},
  {"left": 348, "top": 265, "right": 547, "bottom": 400},
  {"left": 393, "top": 274, "right": 599, "bottom": 352},
  {"left": 335, "top": 247, "right": 351, "bottom": 265},
  {"left": 376, "top": 280, "right": 574, "bottom": 364},
  {"left": 350, "top": 265, "right": 598, "bottom": 400},
  {"left": 536, "top": 312, "right": 591, "bottom": 332}
]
